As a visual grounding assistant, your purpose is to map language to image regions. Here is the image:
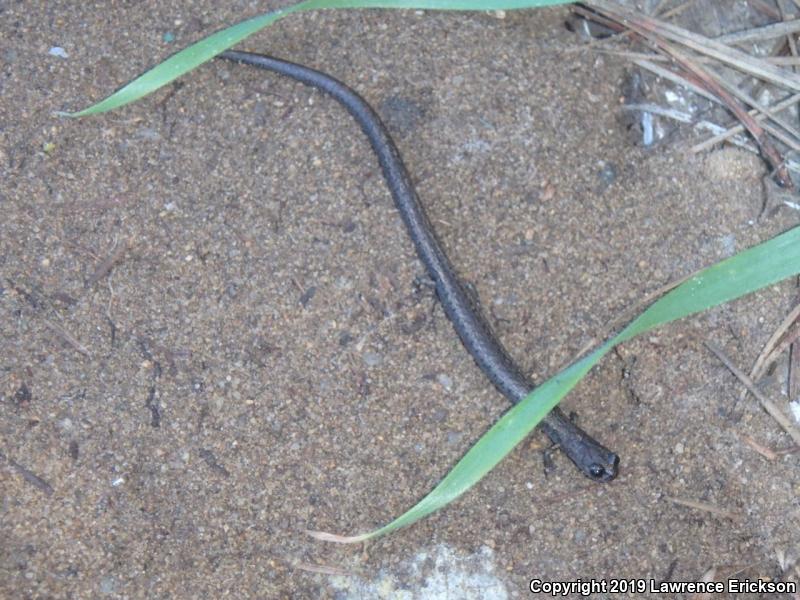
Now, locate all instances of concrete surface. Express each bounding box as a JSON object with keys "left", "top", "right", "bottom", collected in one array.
[{"left": 2, "top": 2, "right": 799, "bottom": 598}]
